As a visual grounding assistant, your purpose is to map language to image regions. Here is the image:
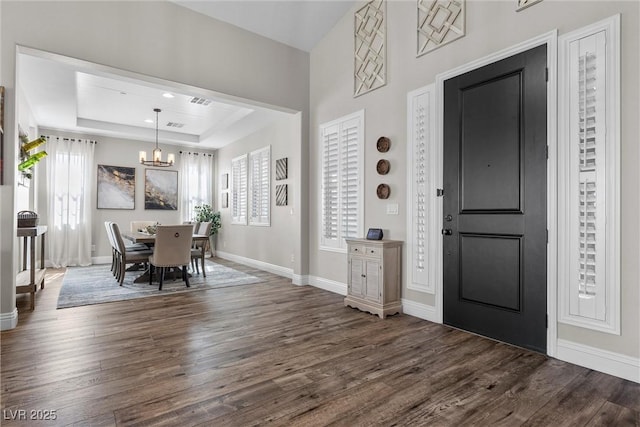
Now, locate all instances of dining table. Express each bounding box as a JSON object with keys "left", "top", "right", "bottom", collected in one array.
[{"left": 121, "top": 231, "right": 209, "bottom": 283}]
